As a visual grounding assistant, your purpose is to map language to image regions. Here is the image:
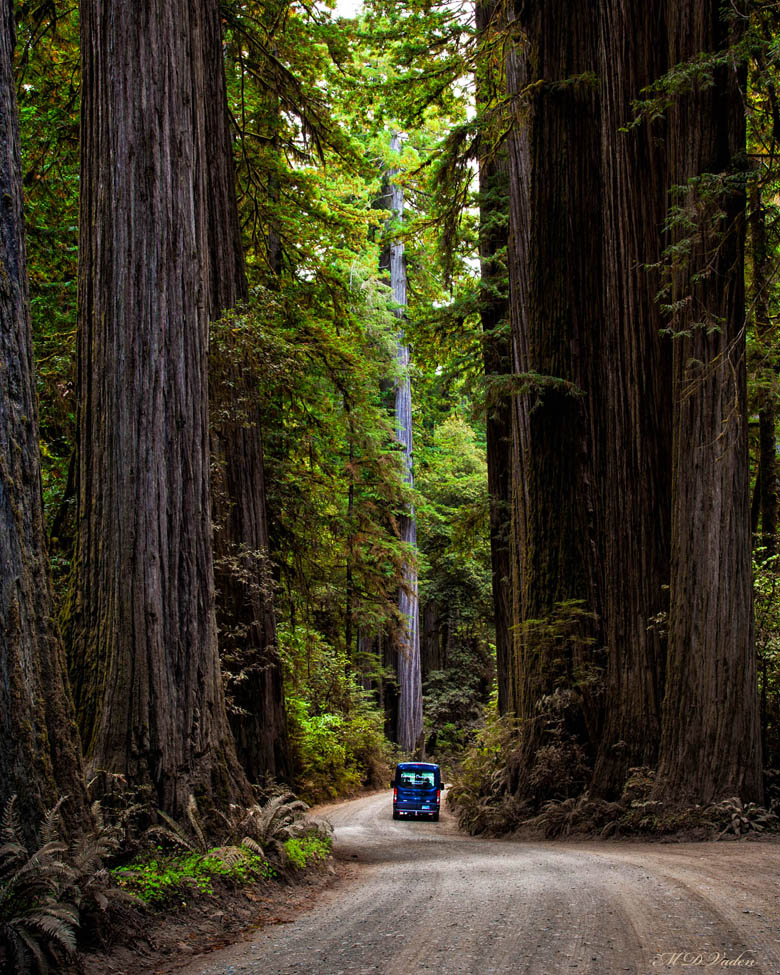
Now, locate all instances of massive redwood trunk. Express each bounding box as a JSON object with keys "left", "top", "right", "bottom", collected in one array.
[
  {"left": 381, "top": 134, "right": 423, "bottom": 753},
  {"left": 476, "top": 0, "right": 513, "bottom": 716},
  {"left": 590, "top": 0, "right": 673, "bottom": 798},
  {"left": 0, "top": 0, "right": 89, "bottom": 832},
  {"left": 69, "top": 0, "right": 251, "bottom": 815},
  {"left": 204, "top": 4, "right": 290, "bottom": 785},
  {"left": 653, "top": 0, "right": 762, "bottom": 804},
  {"left": 504, "top": 0, "right": 604, "bottom": 796}
]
